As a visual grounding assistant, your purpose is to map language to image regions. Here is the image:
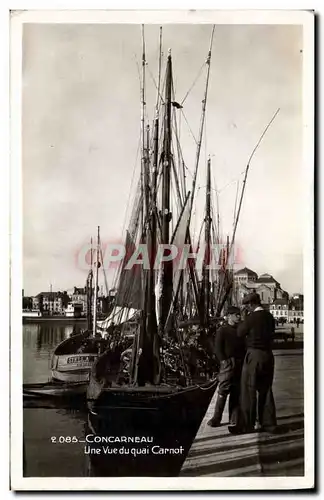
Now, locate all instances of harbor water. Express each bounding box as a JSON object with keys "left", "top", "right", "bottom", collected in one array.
[
  {"left": 23, "top": 322, "right": 199, "bottom": 477},
  {"left": 23, "top": 322, "right": 304, "bottom": 477},
  {"left": 23, "top": 322, "right": 91, "bottom": 477}
]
